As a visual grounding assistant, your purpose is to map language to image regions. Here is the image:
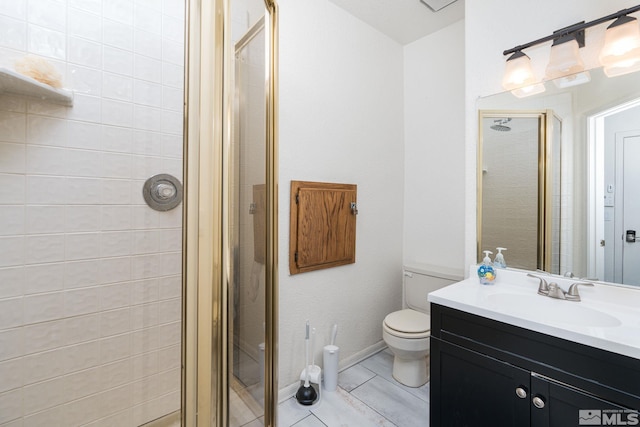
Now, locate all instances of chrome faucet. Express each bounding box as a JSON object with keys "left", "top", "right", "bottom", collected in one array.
[
  {"left": 527, "top": 274, "right": 593, "bottom": 302},
  {"left": 527, "top": 273, "right": 549, "bottom": 296},
  {"left": 547, "top": 282, "right": 566, "bottom": 299},
  {"left": 565, "top": 282, "right": 594, "bottom": 301}
]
